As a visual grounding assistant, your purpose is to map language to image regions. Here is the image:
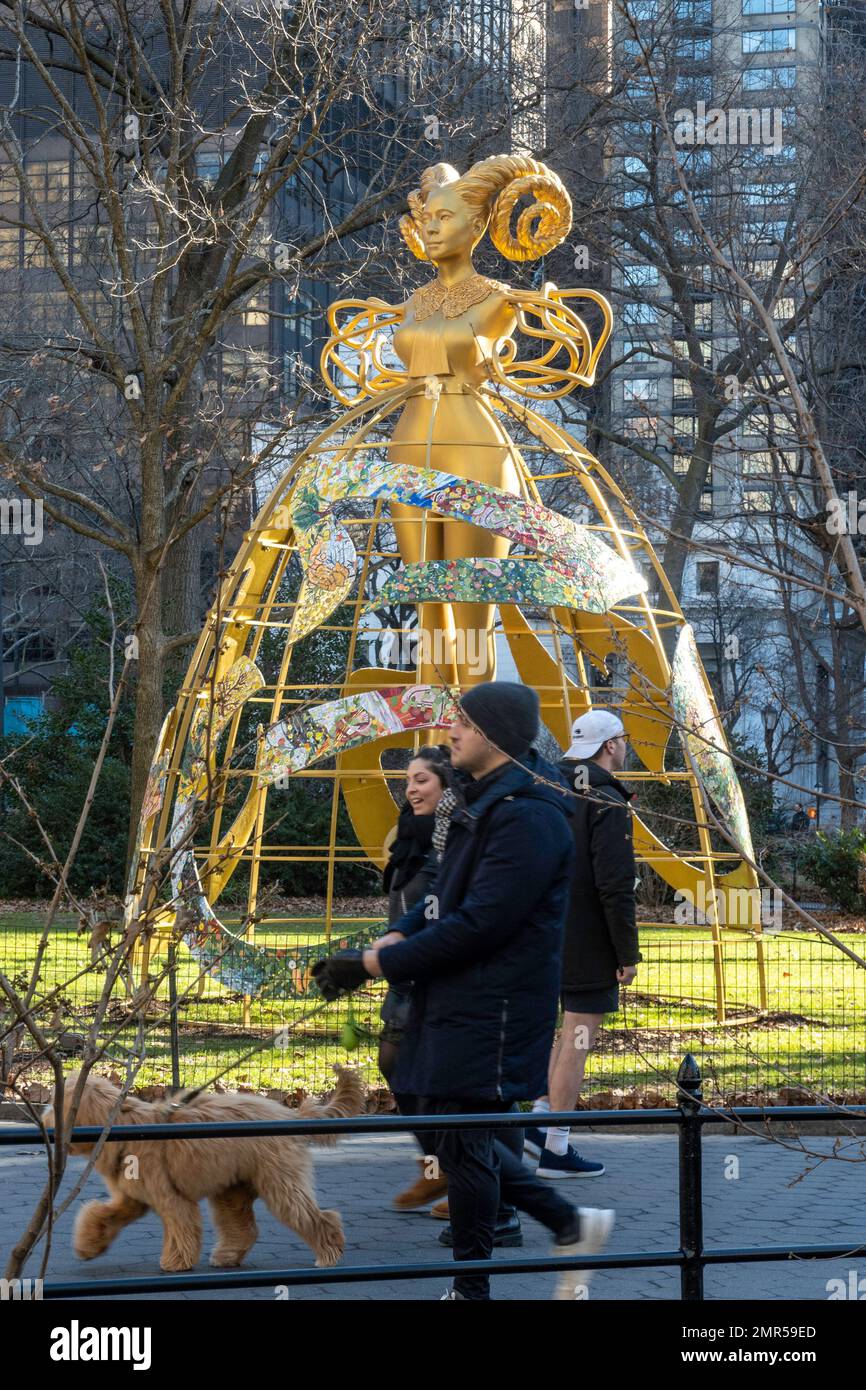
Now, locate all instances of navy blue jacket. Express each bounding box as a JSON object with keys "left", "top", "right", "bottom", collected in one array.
[{"left": 378, "top": 749, "right": 575, "bottom": 1102}]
